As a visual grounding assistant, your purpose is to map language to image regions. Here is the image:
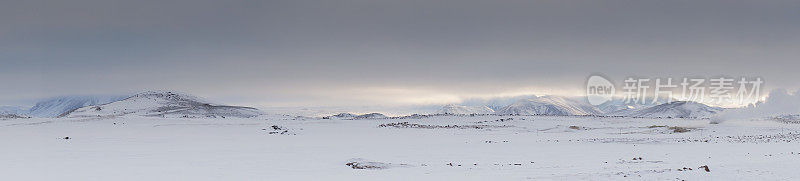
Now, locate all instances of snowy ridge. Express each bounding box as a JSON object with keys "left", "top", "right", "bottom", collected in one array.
[
  {"left": 437, "top": 104, "right": 495, "bottom": 115},
  {"left": 495, "top": 96, "right": 602, "bottom": 116},
  {"left": 596, "top": 98, "right": 666, "bottom": 115},
  {"left": 623, "top": 101, "right": 722, "bottom": 118},
  {"left": 27, "top": 95, "right": 128, "bottom": 118},
  {"left": 65, "top": 91, "right": 262, "bottom": 118}
]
